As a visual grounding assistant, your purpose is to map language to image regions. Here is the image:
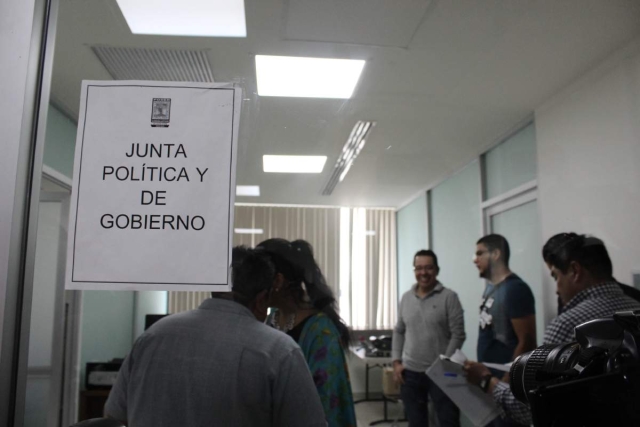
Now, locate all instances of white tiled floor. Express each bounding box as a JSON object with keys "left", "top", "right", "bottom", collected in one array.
[{"left": 355, "top": 400, "right": 408, "bottom": 427}]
